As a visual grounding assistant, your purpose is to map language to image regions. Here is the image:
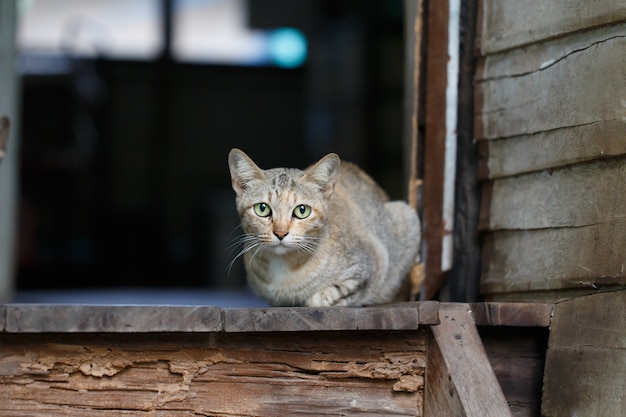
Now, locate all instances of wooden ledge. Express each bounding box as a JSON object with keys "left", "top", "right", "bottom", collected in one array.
[
  {"left": 0, "top": 301, "right": 552, "bottom": 333},
  {"left": 0, "top": 302, "right": 437, "bottom": 333}
]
